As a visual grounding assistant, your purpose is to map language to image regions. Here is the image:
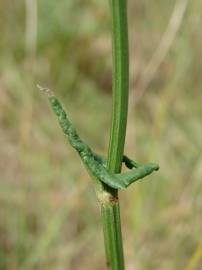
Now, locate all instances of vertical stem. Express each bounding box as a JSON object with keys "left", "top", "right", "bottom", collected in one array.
[
  {"left": 101, "top": 202, "right": 125, "bottom": 270},
  {"left": 19, "top": 0, "right": 38, "bottom": 147},
  {"left": 25, "top": 0, "right": 37, "bottom": 58},
  {"left": 100, "top": 0, "right": 129, "bottom": 270},
  {"left": 107, "top": 0, "right": 129, "bottom": 173}
]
